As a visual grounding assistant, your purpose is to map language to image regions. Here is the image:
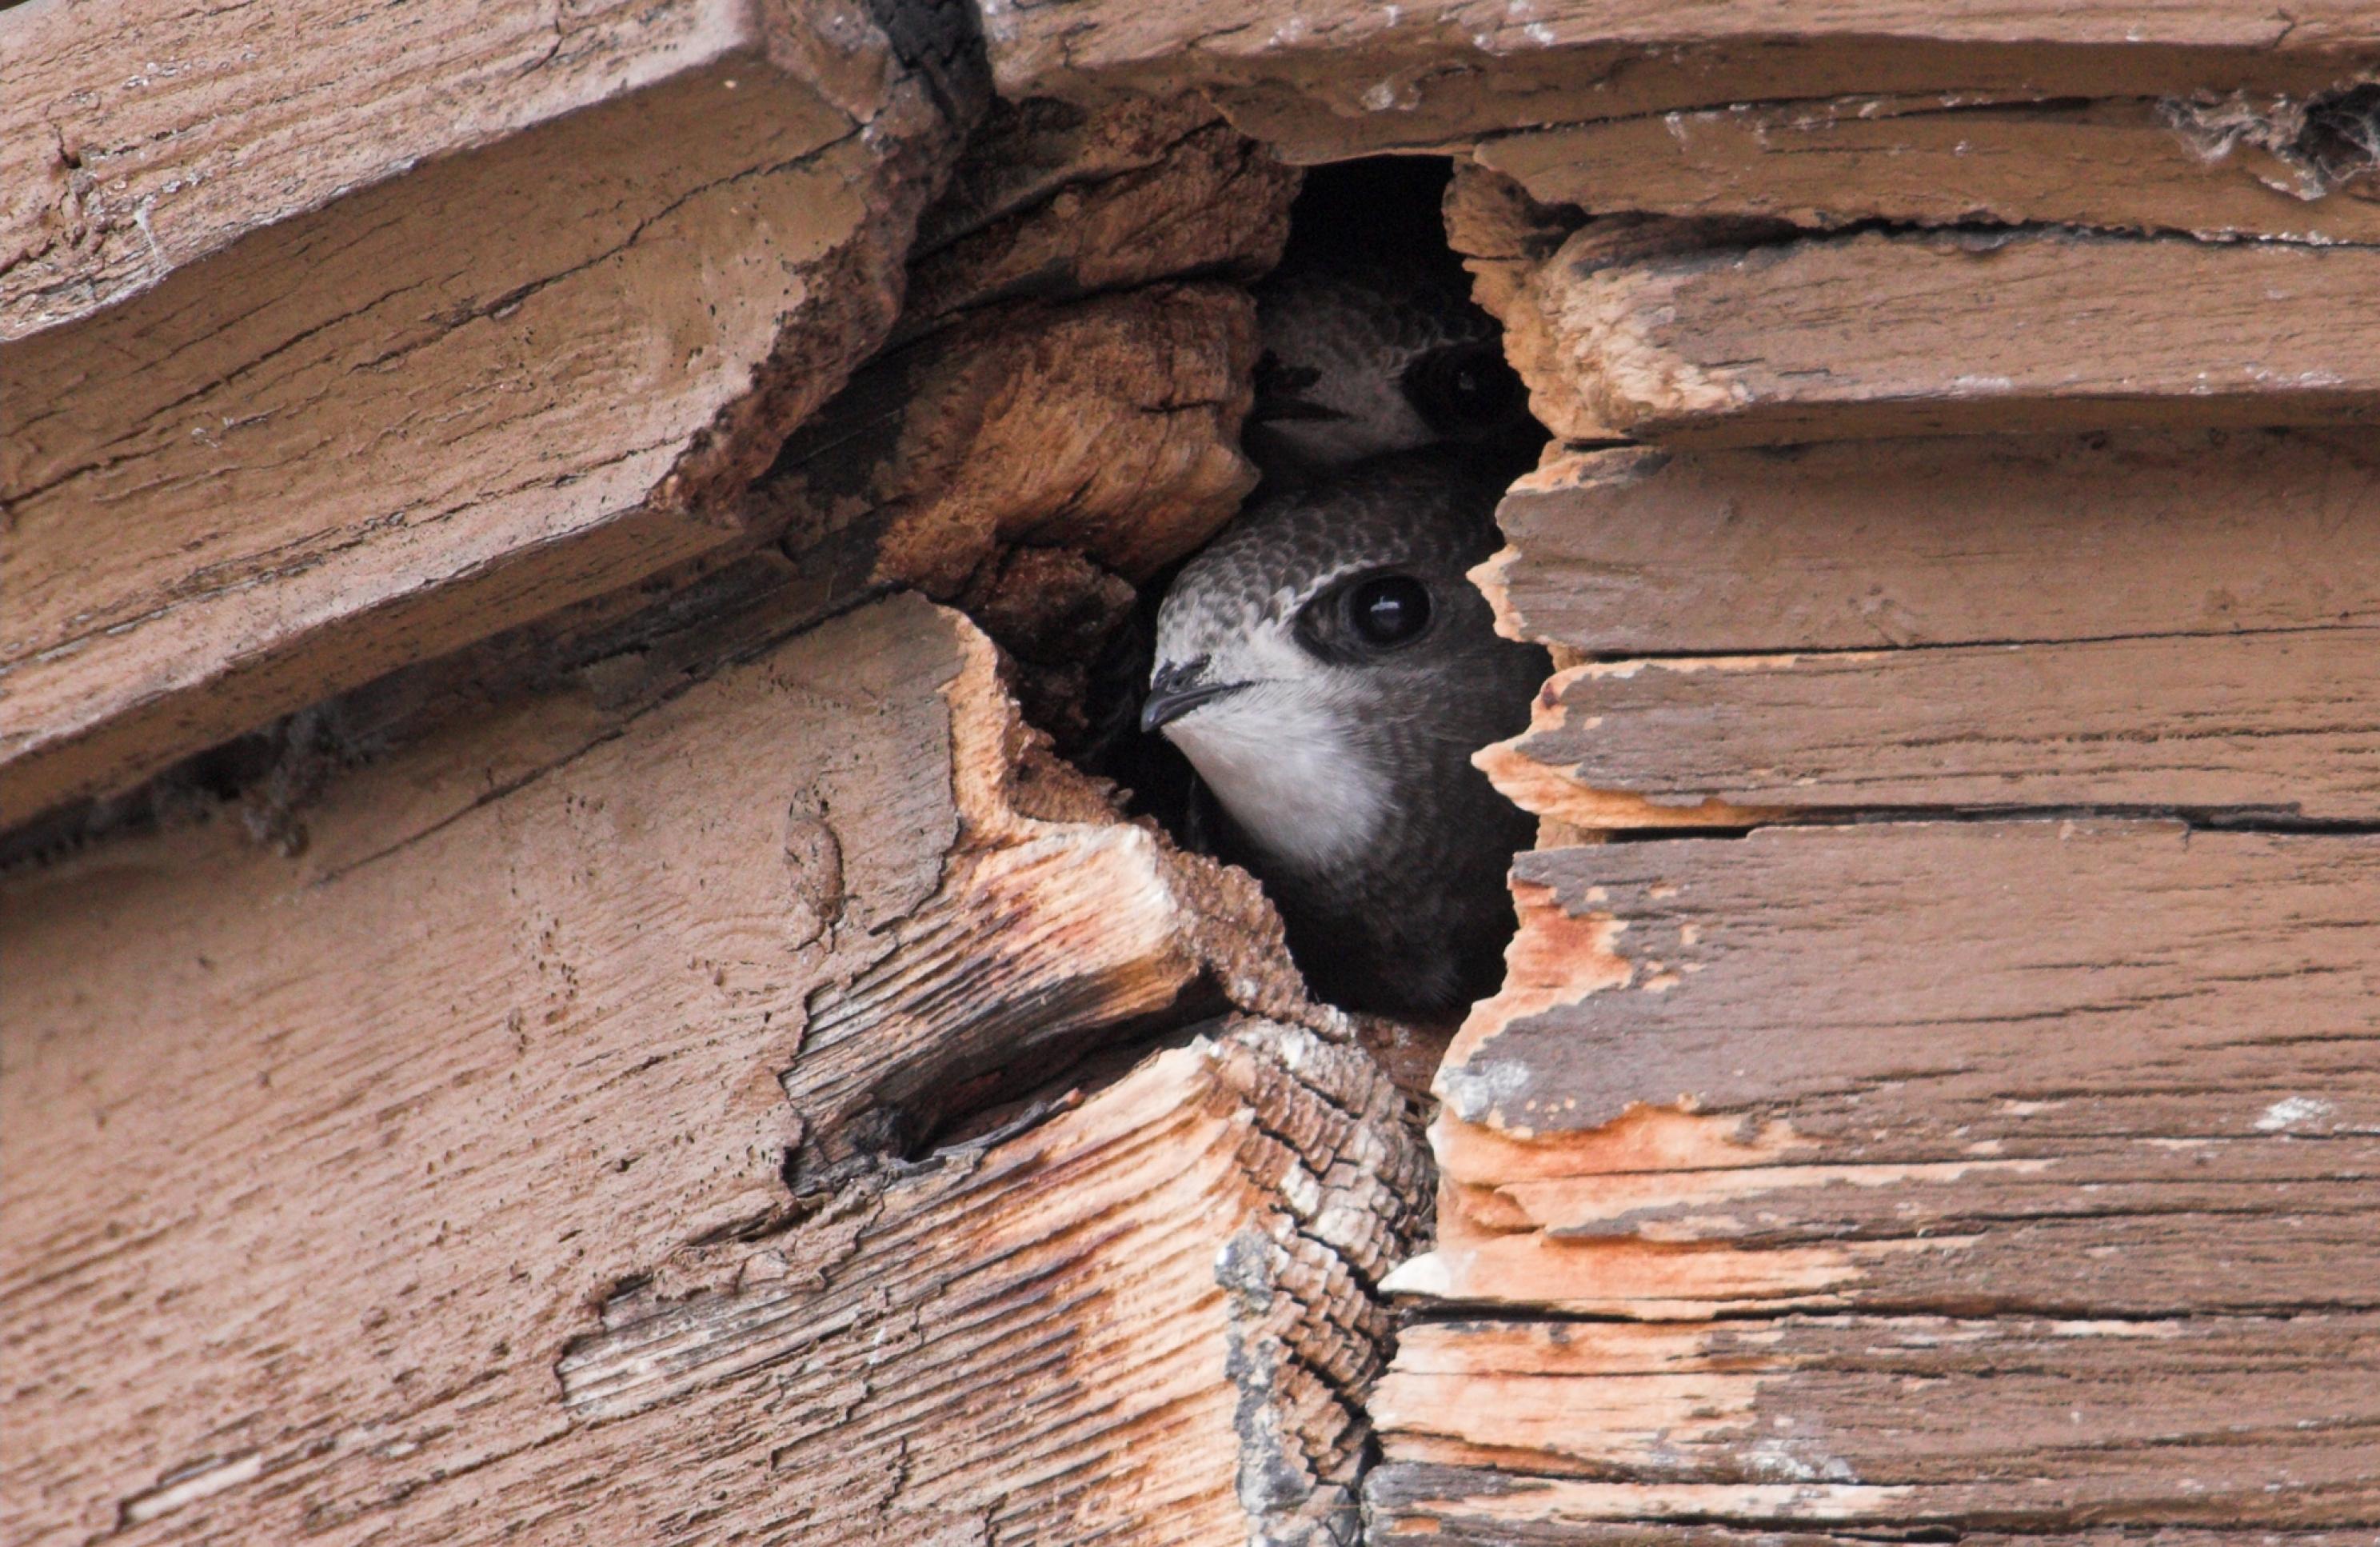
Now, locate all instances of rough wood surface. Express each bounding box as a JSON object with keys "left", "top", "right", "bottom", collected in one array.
[
  {"left": 1376, "top": 1314, "right": 2380, "bottom": 1507},
  {"left": 1500, "top": 630, "right": 2380, "bottom": 825},
  {"left": 1474, "top": 94, "right": 2380, "bottom": 243},
  {"left": 1374, "top": 819, "right": 2380, "bottom": 1533},
  {"left": 0, "top": 1, "right": 971, "bottom": 828},
  {"left": 0, "top": 594, "right": 1425, "bottom": 1544},
  {"left": 895, "top": 92, "right": 1297, "bottom": 344},
  {"left": 1395, "top": 821, "right": 2380, "bottom": 1310},
  {"left": 1483, "top": 434, "right": 2380, "bottom": 657},
  {"left": 1509, "top": 228, "right": 2380, "bottom": 445},
  {"left": 2, "top": 0, "right": 785, "bottom": 338},
  {"left": 982, "top": 0, "right": 2380, "bottom": 160},
  {"left": 762, "top": 283, "right": 1261, "bottom": 599}
]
